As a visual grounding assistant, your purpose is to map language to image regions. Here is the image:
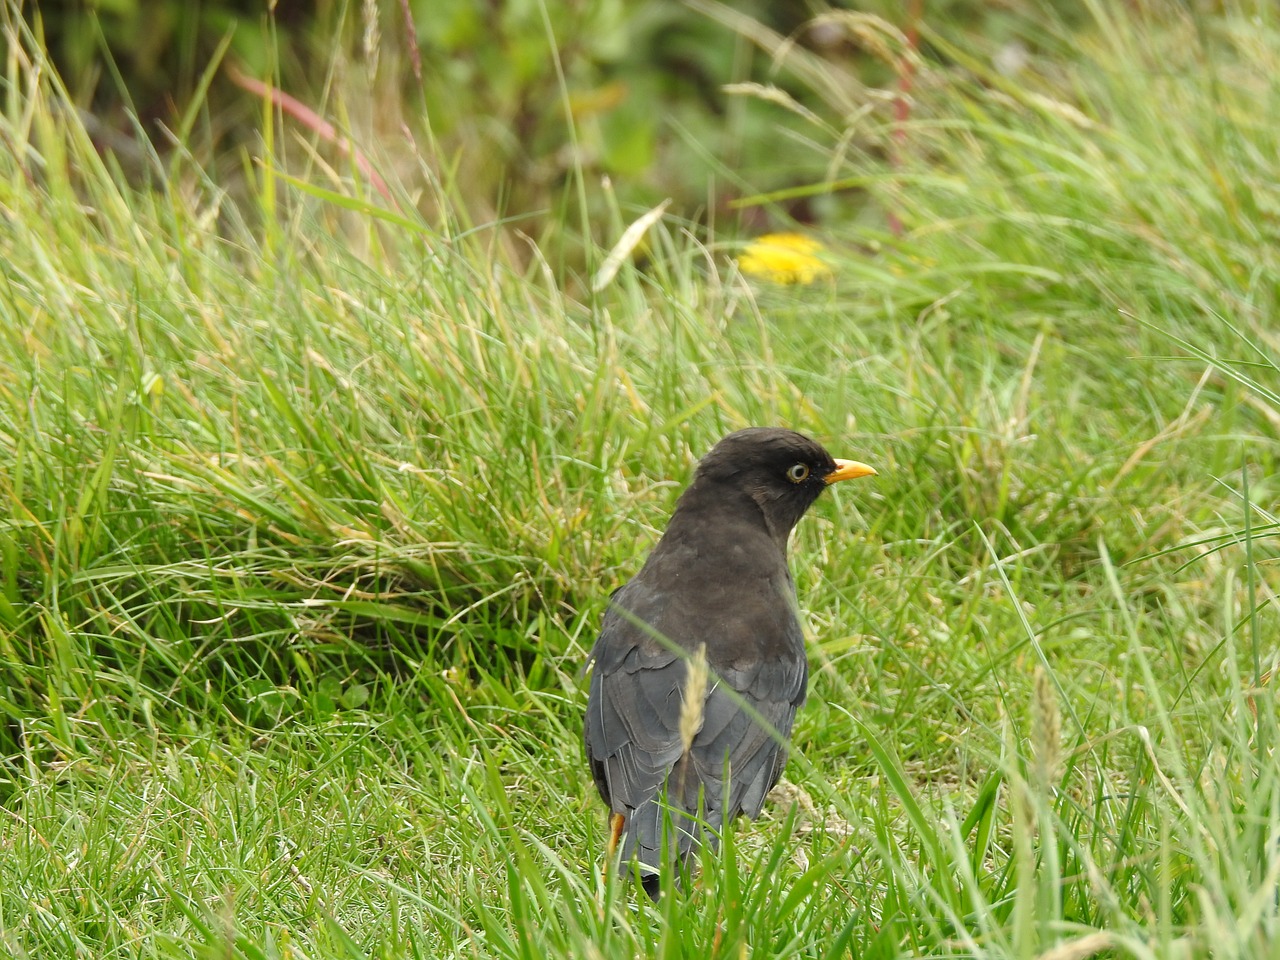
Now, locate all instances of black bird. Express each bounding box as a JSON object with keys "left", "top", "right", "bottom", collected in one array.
[{"left": 584, "top": 427, "right": 875, "bottom": 897}]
